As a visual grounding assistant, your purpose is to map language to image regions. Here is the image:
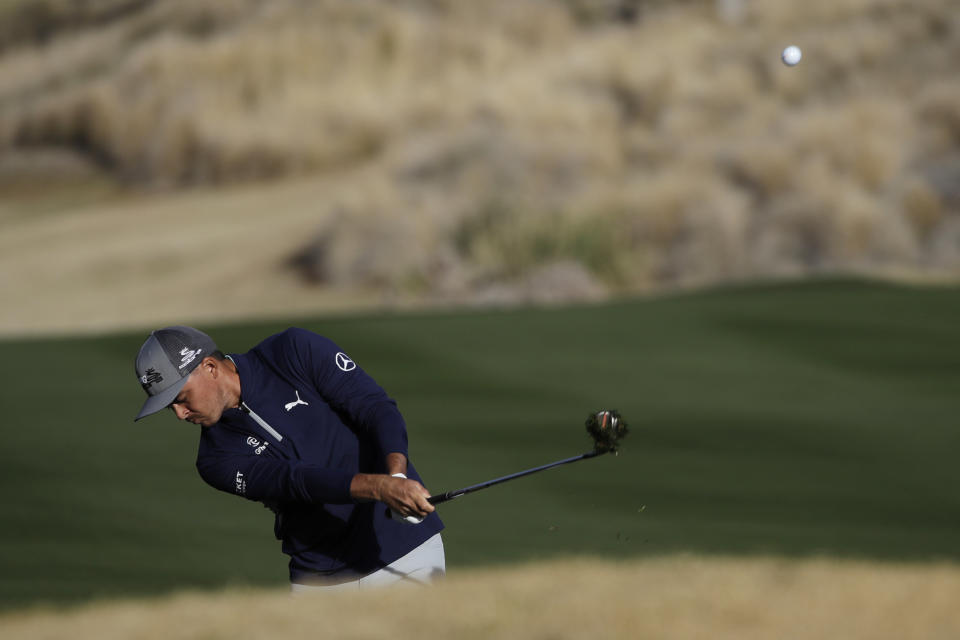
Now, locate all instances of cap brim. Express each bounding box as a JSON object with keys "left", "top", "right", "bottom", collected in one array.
[{"left": 134, "top": 375, "right": 189, "bottom": 421}]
